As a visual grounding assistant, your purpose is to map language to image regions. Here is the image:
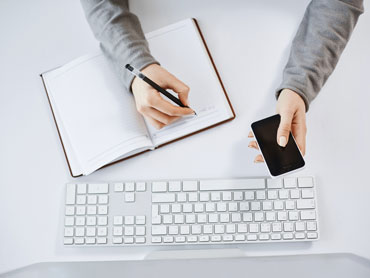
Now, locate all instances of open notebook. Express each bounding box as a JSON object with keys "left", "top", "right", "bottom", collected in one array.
[{"left": 41, "top": 18, "right": 235, "bottom": 177}]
